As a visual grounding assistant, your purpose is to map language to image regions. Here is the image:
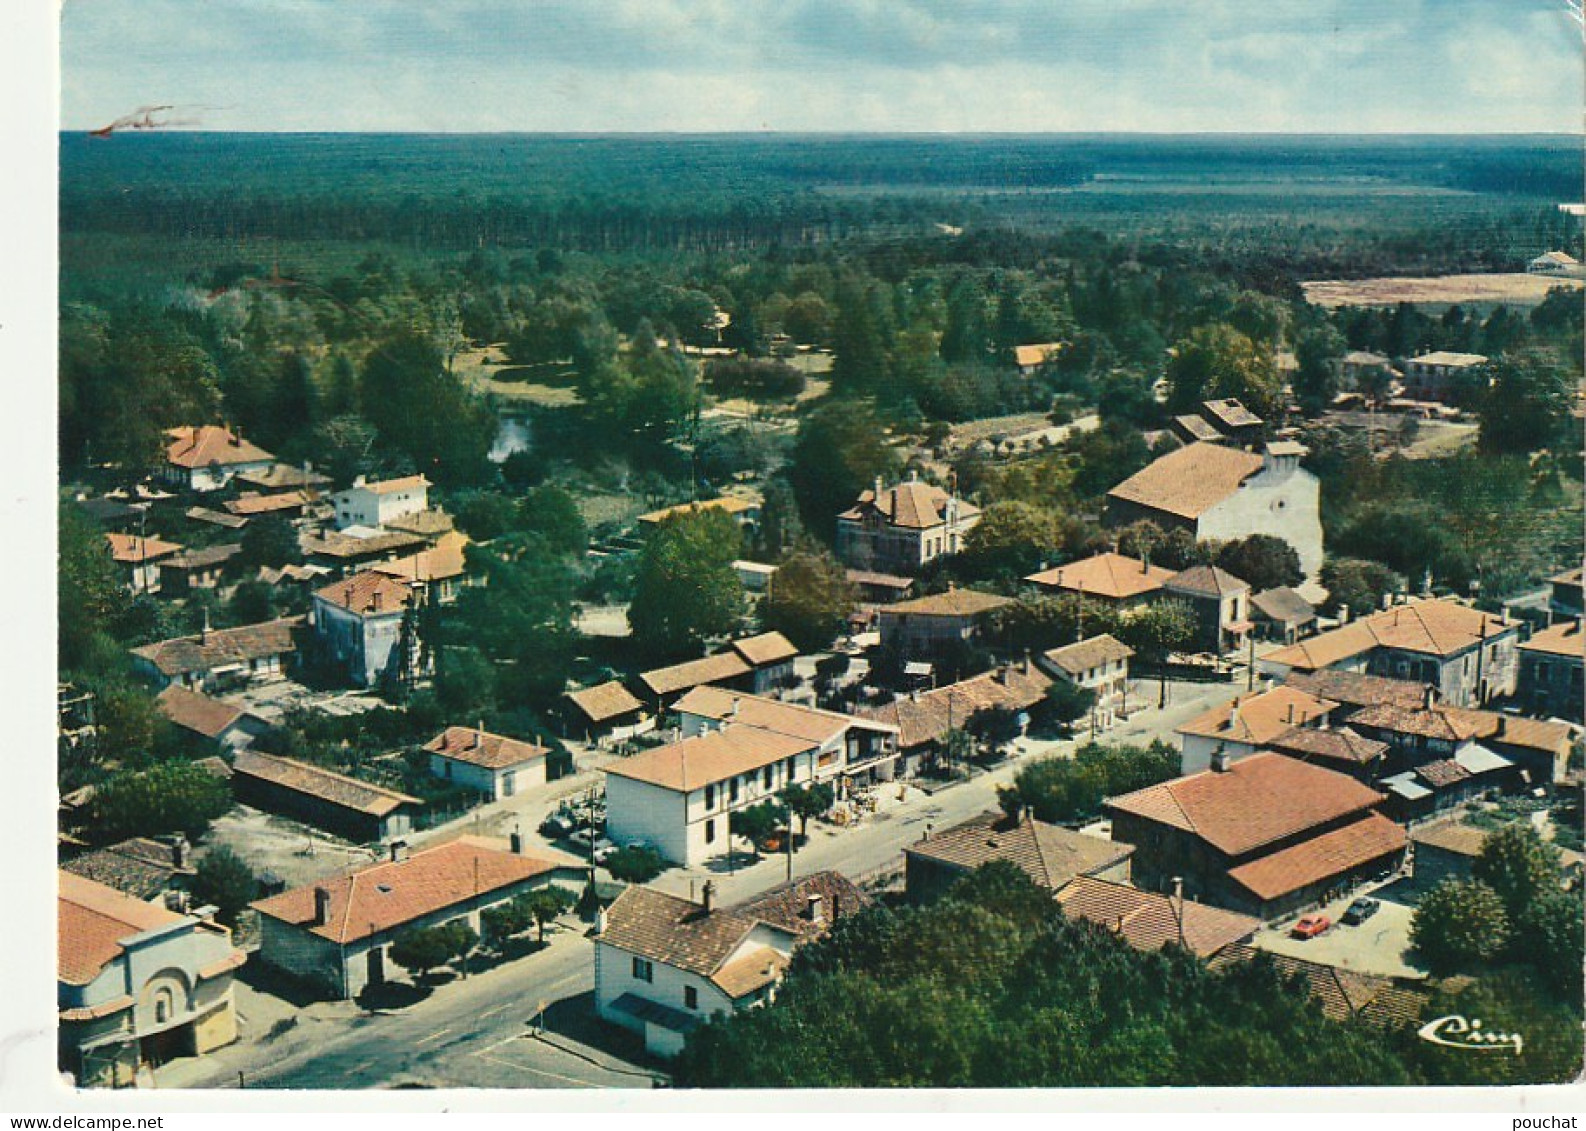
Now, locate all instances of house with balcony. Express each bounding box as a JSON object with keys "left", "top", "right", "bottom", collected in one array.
[
  {"left": 836, "top": 473, "right": 981, "bottom": 574},
  {"left": 1038, "top": 634, "right": 1134, "bottom": 732}
]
